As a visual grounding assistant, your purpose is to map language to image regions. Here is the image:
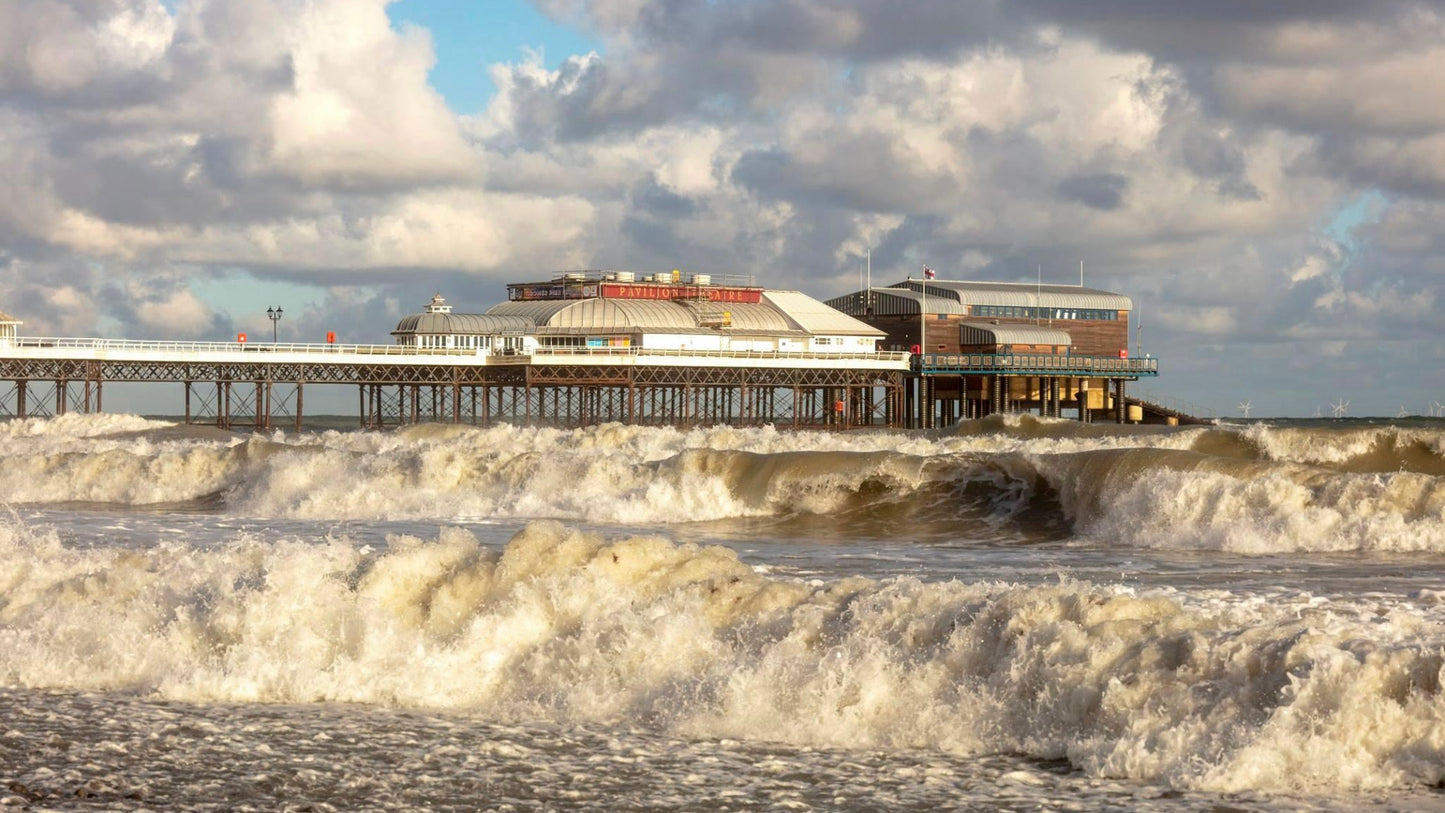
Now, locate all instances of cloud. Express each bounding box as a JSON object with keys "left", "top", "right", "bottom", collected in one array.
[
  {"left": 266, "top": 0, "right": 481, "bottom": 188},
  {"left": 4, "top": 0, "right": 1445, "bottom": 413}
]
